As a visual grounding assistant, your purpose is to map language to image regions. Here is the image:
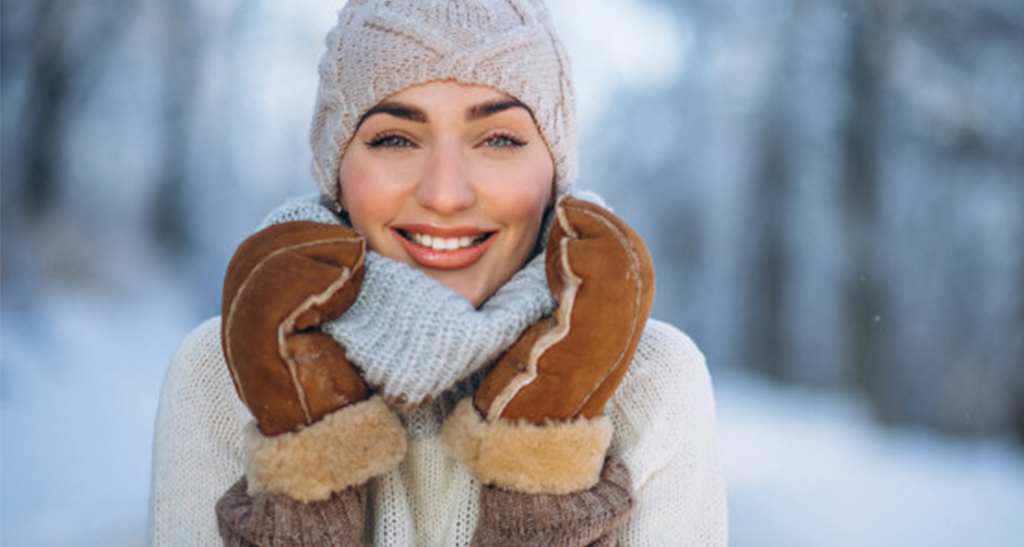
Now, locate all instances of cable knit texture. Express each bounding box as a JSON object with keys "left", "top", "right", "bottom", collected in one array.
[
  {"left": 309, "top": 0, "right": 577, "bottom": 204},
  {"left": 260, "top": 195, "right": 557, "bottom": 409}
]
